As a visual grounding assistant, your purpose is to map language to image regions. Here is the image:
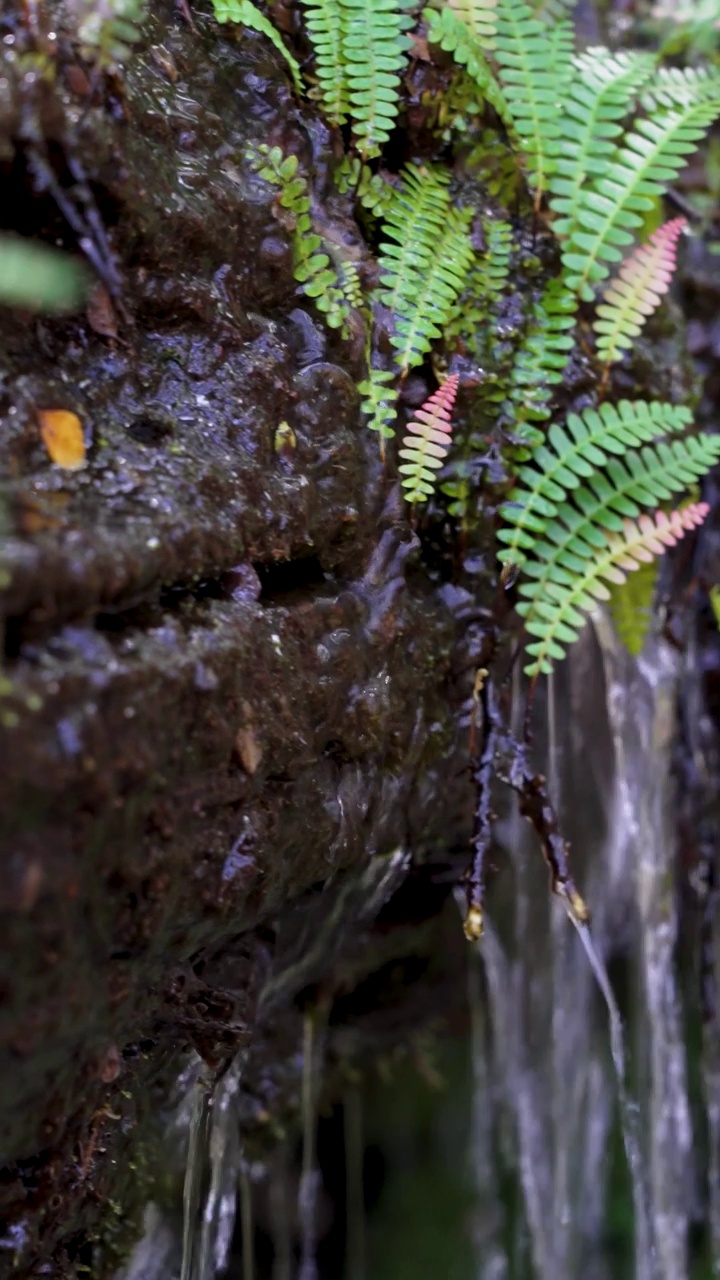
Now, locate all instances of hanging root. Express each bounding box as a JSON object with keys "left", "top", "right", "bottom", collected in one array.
[{"left": 464, "top": 673, "right": 590, "bottom": 939}]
